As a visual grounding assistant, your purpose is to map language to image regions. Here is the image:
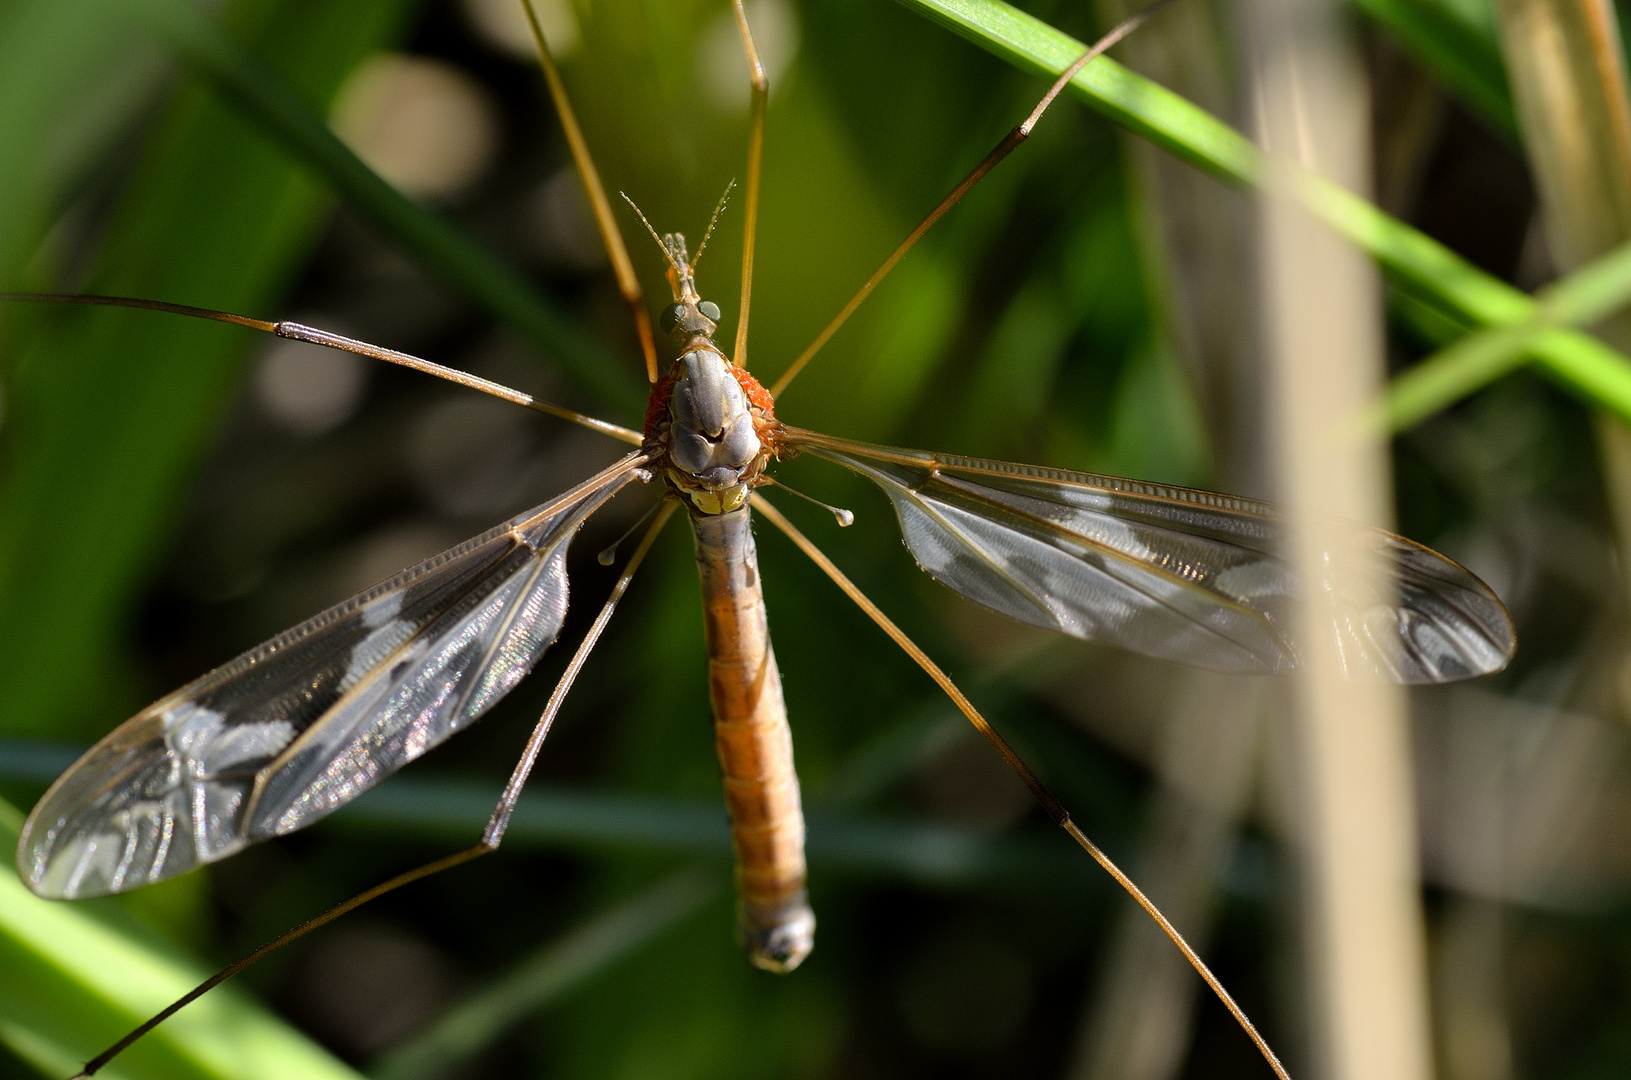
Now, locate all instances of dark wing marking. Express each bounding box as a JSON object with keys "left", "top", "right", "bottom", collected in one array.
[
  {"left": 784, "top": 429, "right": 1513, "bottom": 683},
  {"left": 17, "top": 454, "right": 647, "bottom": 899}
]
